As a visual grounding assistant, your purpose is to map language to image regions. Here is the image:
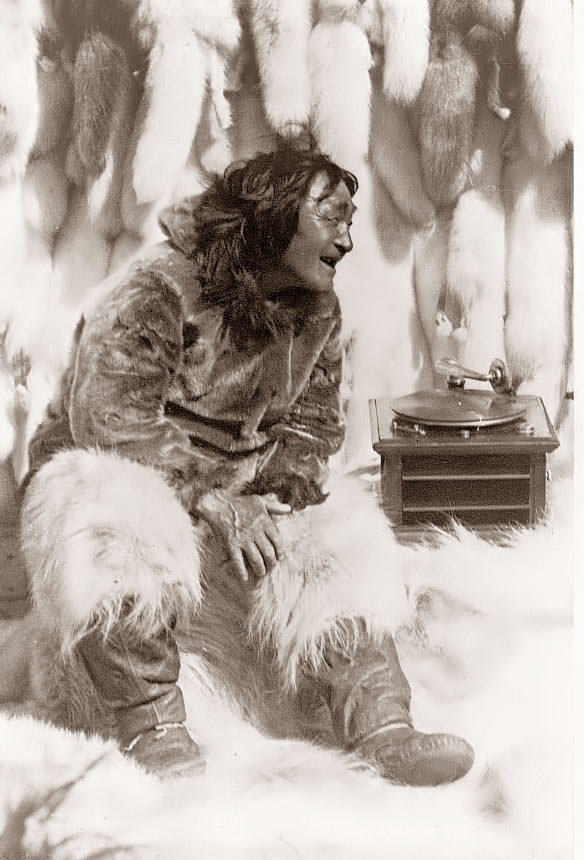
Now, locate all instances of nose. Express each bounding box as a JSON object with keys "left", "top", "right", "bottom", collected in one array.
[{"left": 335, "top": 224, "right": 353, "bottom": 254}]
